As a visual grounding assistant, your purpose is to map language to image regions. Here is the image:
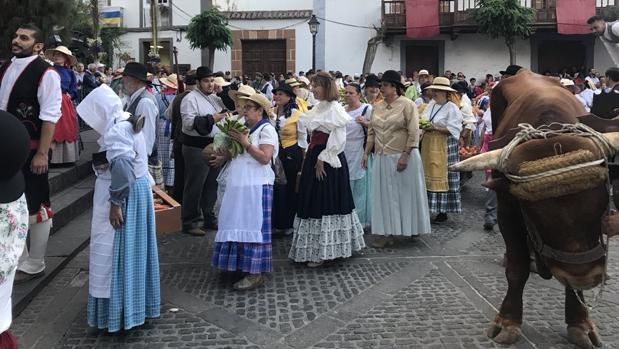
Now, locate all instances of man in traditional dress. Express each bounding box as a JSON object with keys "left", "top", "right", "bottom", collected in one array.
[
  {"left": 0, "top": 23, "right": 62, "bottom": 283},
  {"left": 180, "top": 66, "right": 226, "bottom": 236}
]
